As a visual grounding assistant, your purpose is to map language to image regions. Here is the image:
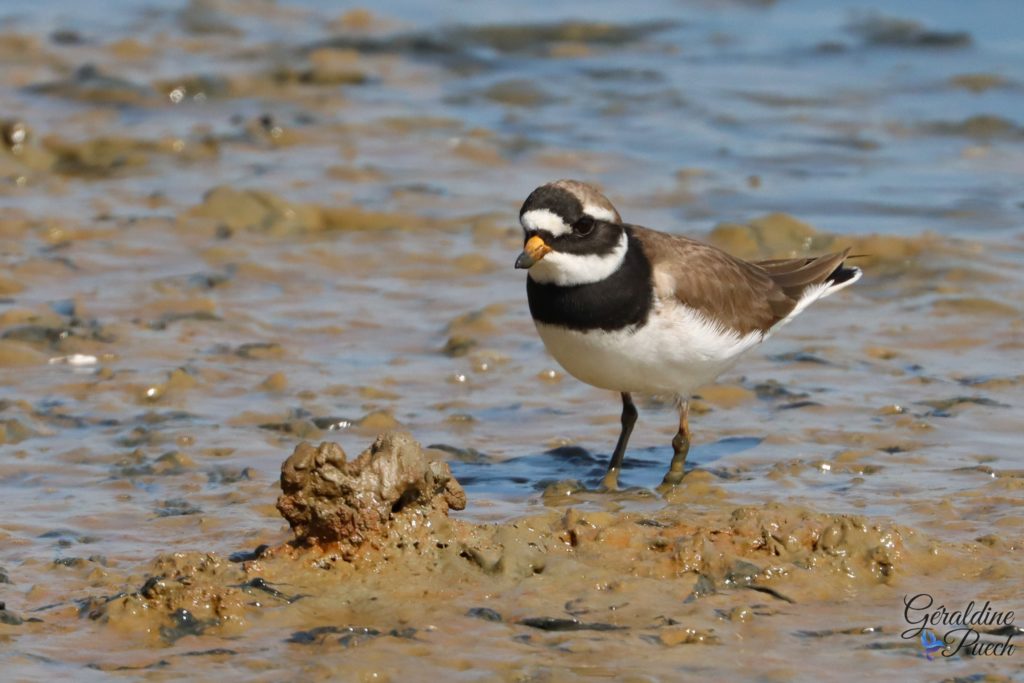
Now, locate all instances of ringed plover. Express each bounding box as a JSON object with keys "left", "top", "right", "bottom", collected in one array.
[{"left": 514, "top": 179, "right": 861, "bottom": 489}]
